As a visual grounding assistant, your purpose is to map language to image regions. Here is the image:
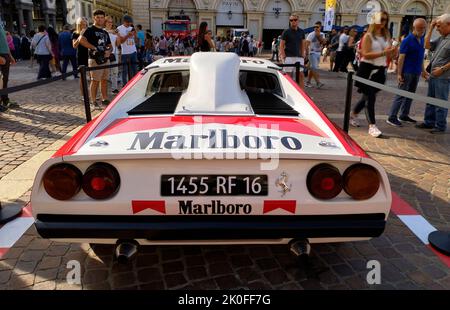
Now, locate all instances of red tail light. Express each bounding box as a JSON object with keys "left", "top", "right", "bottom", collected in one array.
[
  {"left": 82, "top": 162, "right": 120, "bottom": 200},
  {"left": 307, "top": 164, "right": 342, "bottom": 200},
  {"left": 343, "top": 164, "right": 380, "bottom": 200},
  {"left": 43, "top": 163, "right": 82, "bottom": 200}
]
